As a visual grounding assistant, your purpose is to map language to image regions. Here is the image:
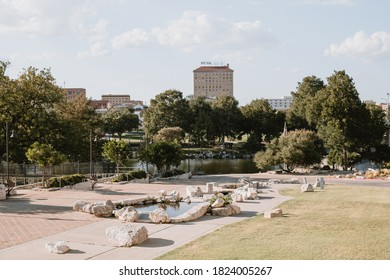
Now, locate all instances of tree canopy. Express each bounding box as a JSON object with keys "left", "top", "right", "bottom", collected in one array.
[
  {"left": 241, "top": 98, "right": 284, "bottom": 151},
  {"left": 142, "top": 89, "right": 190, "bottom": 136},
  {"left": 254, "top": 129, "right": 324, "bottom": 172},
  {"left": 102, "top": 107, "right": 139, "bottom": 140}
]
